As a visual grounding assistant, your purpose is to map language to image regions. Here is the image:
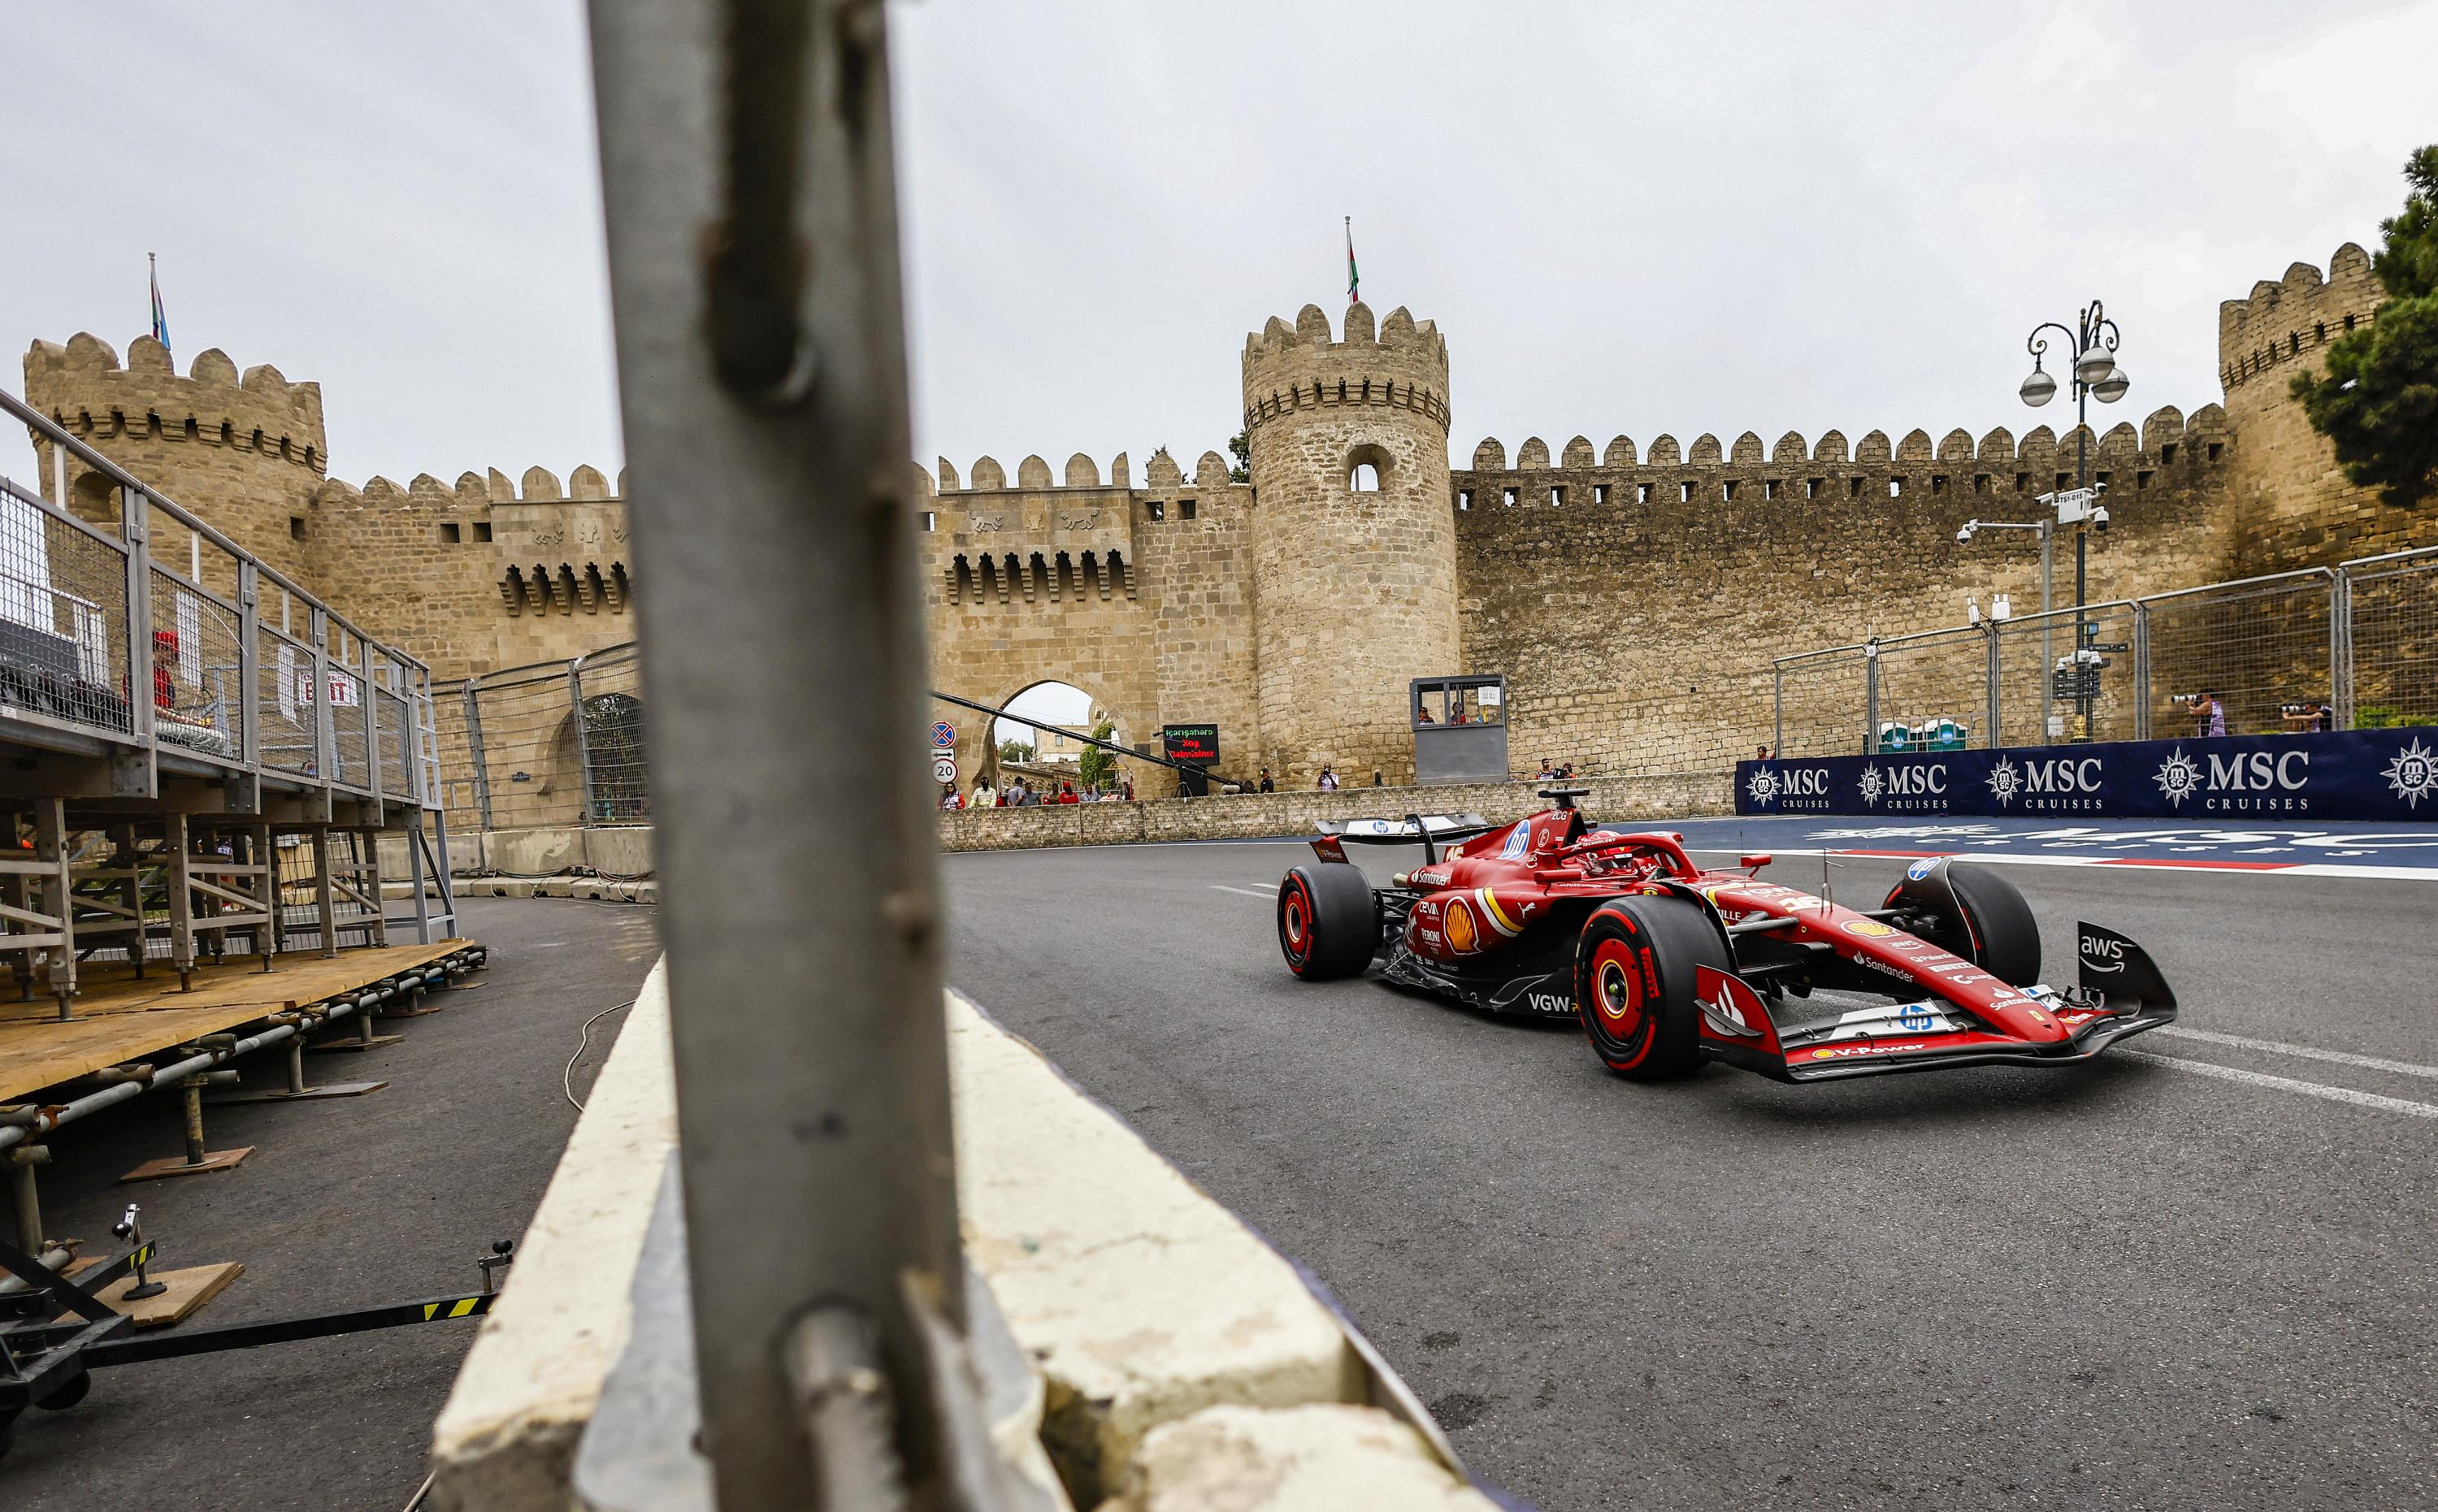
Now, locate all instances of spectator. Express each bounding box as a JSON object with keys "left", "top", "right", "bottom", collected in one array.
[
  {"left": 2196, "top": 691, "right": 2227, "bottom": 738},
  {"left": 1416, "top": 705, "right": 1435, "bottom": 725},
  {"left": 1318, "top": 764, "right": 1340, "bottom": 791},
  {"left": 1755, "top": 745, "right": 1771, "bottom": 760},
  {"left": 971, "top": 778, "right": 997, "bottom": 808},
  {"left": 1121, "top": 777, "right": 1135, "bottom": 801},
  {"left": 939, "top": 784, "right": 962, "bottom": 811},
  {"left": 1537, "top": 758, "right": 1556, "bottom": 780},
  {"left": 1450, "top": 705, "right": 1468, "bottom": 725},
  {"left": 2314, "top": 702, "right": 2333, "bottom": 733},
  {"left": 1056, "top": 782, "right": 1078, "bottom": 804},
  {"left": 1258, "top": 766, "right": 1276, "bottom": 793}
]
